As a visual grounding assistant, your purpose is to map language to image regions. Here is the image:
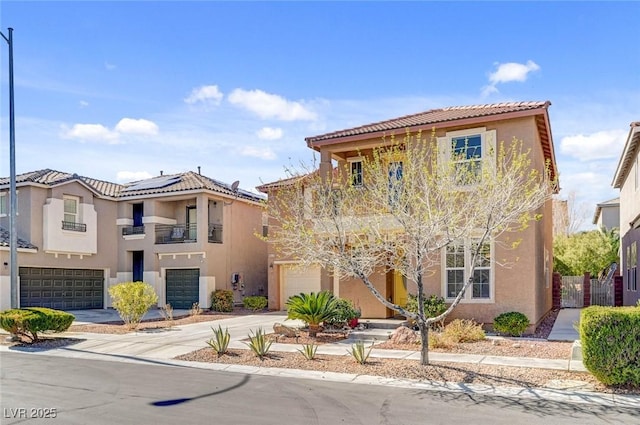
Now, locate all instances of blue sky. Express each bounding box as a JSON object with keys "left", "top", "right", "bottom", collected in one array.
[{"left": 1, "top": 1, "right": 639, "bottom": 229}]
